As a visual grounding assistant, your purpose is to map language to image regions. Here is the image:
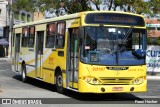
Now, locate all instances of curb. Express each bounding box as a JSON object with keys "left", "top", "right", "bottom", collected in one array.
[{"left": 147, "top": 76, "right": 160, "bottom": 80}]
